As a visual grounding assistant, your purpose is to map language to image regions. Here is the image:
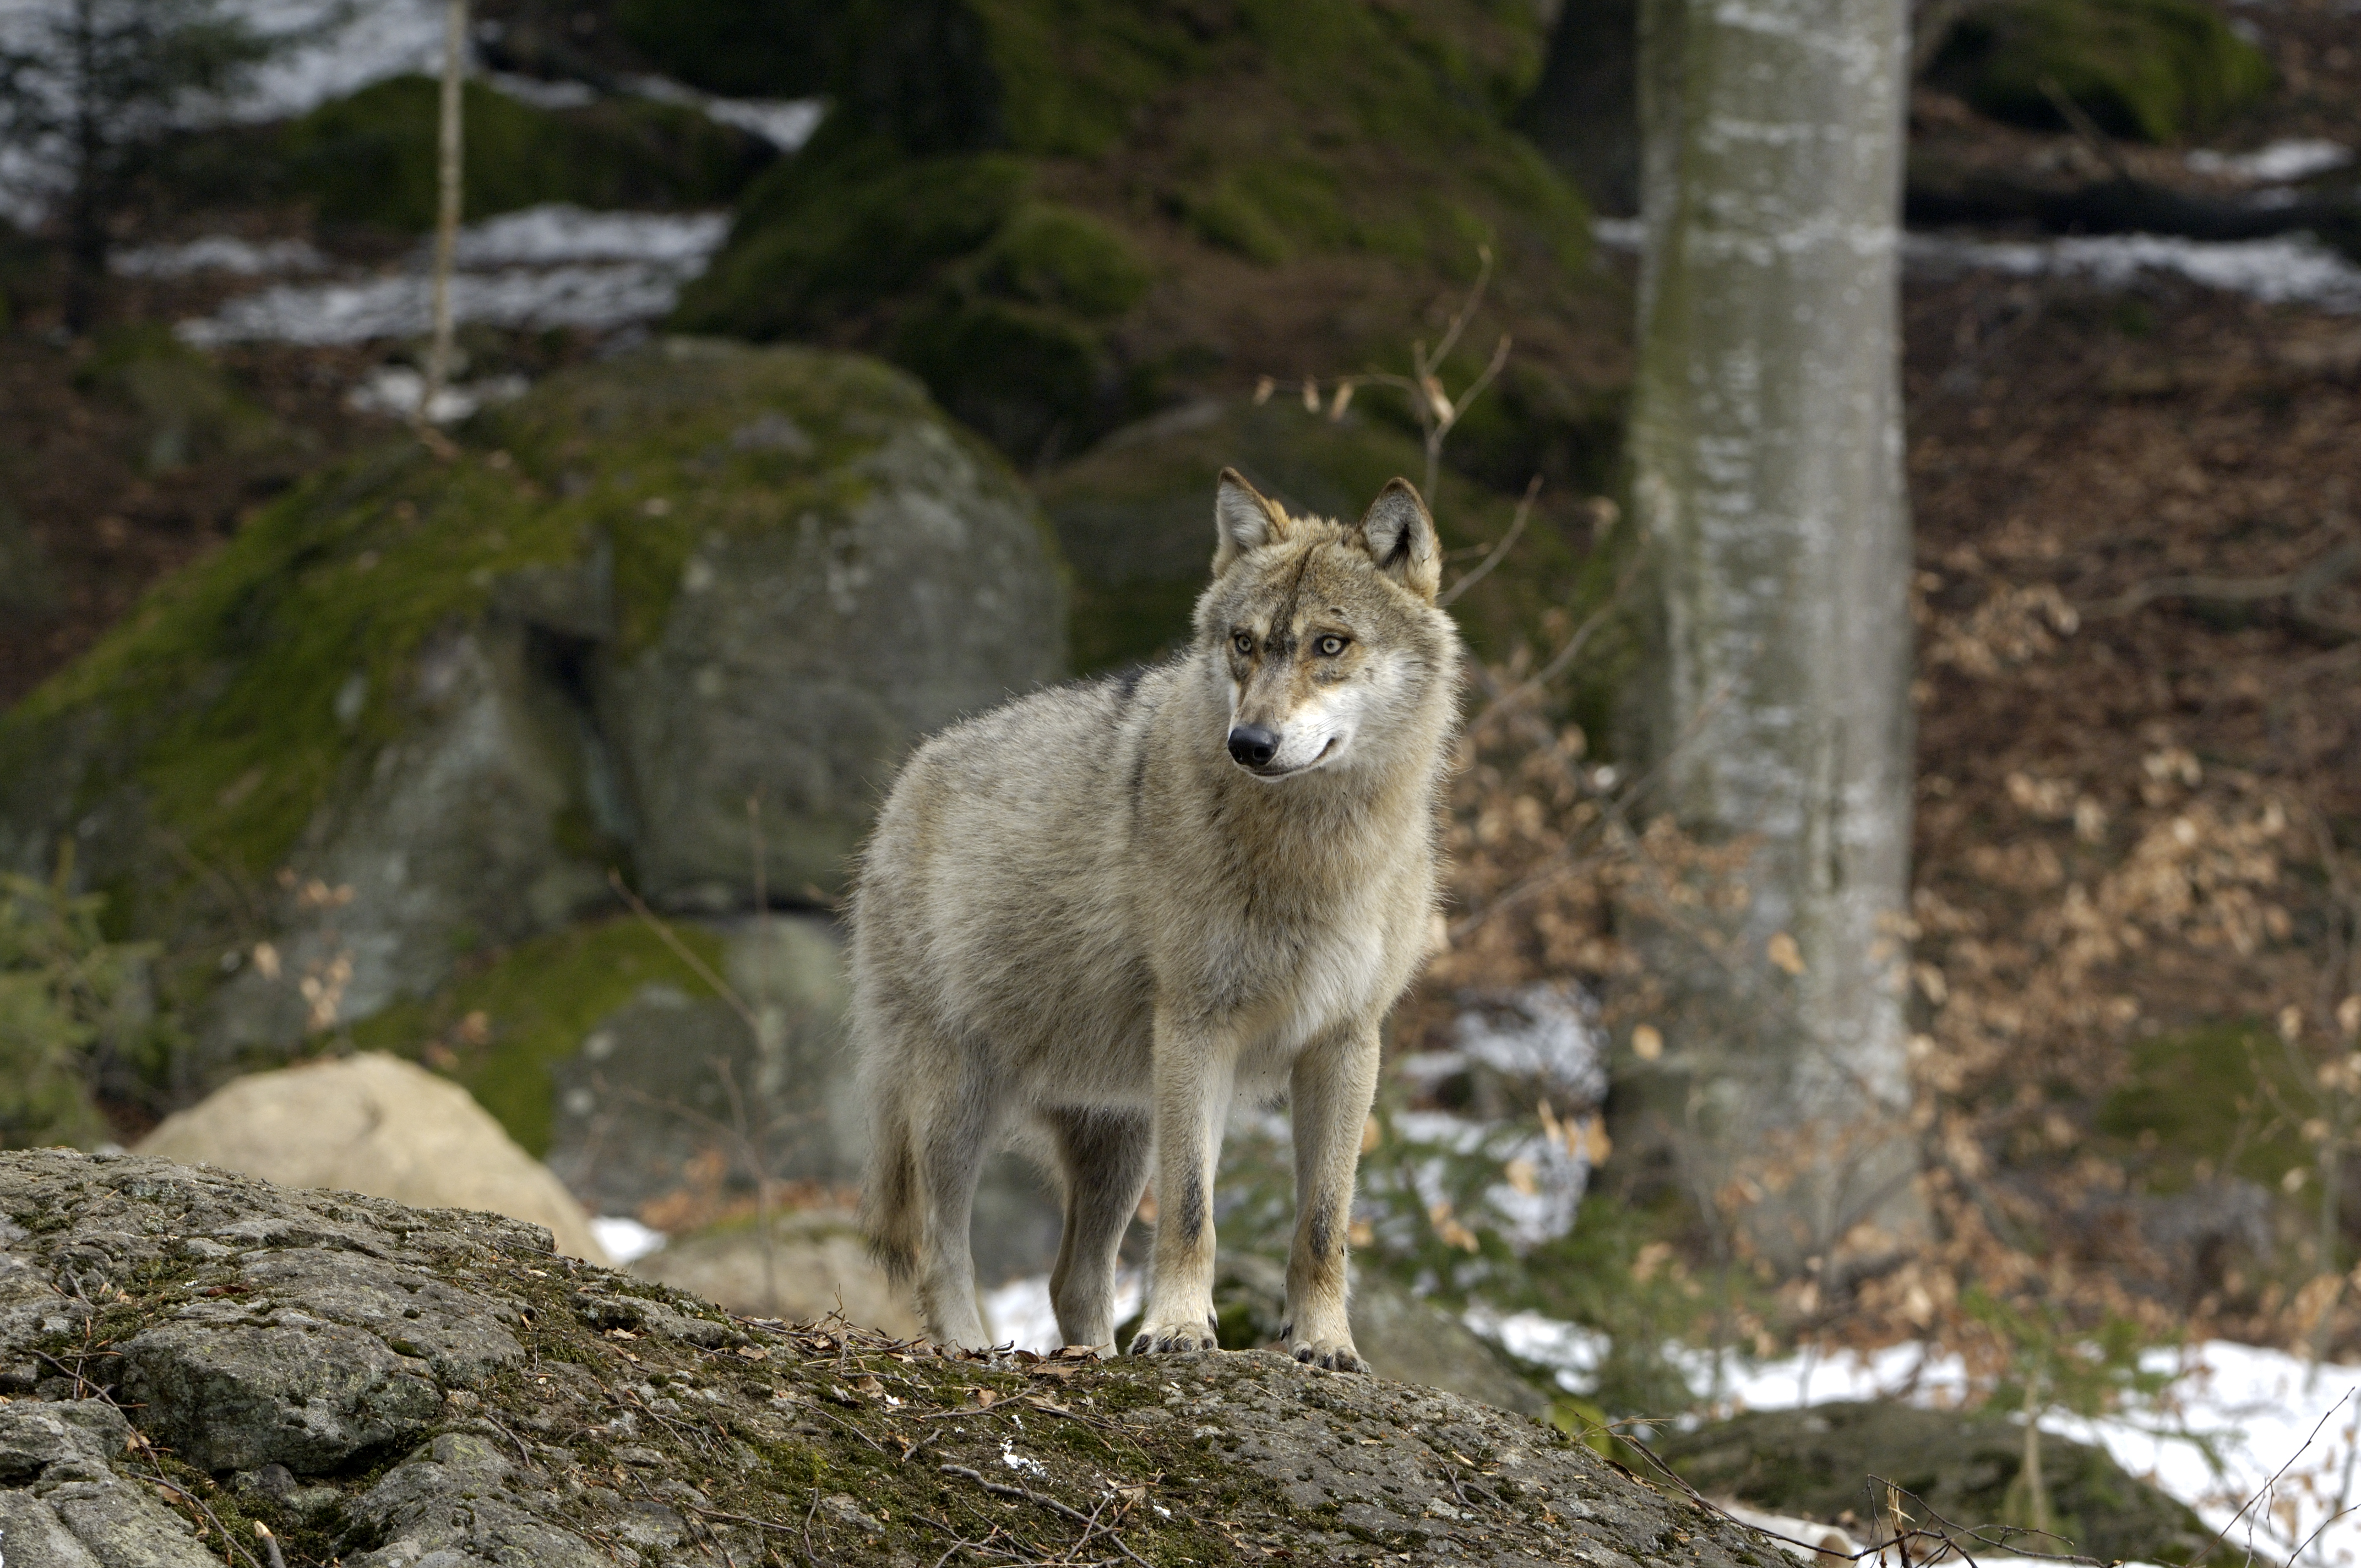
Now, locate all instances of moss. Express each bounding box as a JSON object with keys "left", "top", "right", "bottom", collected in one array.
[
  {"left": 280, "top": 75, "right": 772, "bottom": 231},
  {"left": 673, "top": 141, "right": 1032, "bottom": 341},
  {"left": 0, "top": 343, "right": 950, "bottom": 955},
  {"left": 678, "top": 0, "right": 1594, "bottom": 460},
  {"left": 1932, "top": 0, "right": 2273, "bottom": 143},
  {"left": 613, "top": 0, "right": 836, "bottom": 97},
  {"left": 2092, "top": 1019, "right": 2309, "bottom": 1193},
  {"left": 977, "top": 204, "right": 1151, "bottom": 319},
  {"left": 347, "top": 916, "right": 725, "bottom": 1156},
  {"left": 890, "top": 299, "right": 1117, "bottom": 461}
]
